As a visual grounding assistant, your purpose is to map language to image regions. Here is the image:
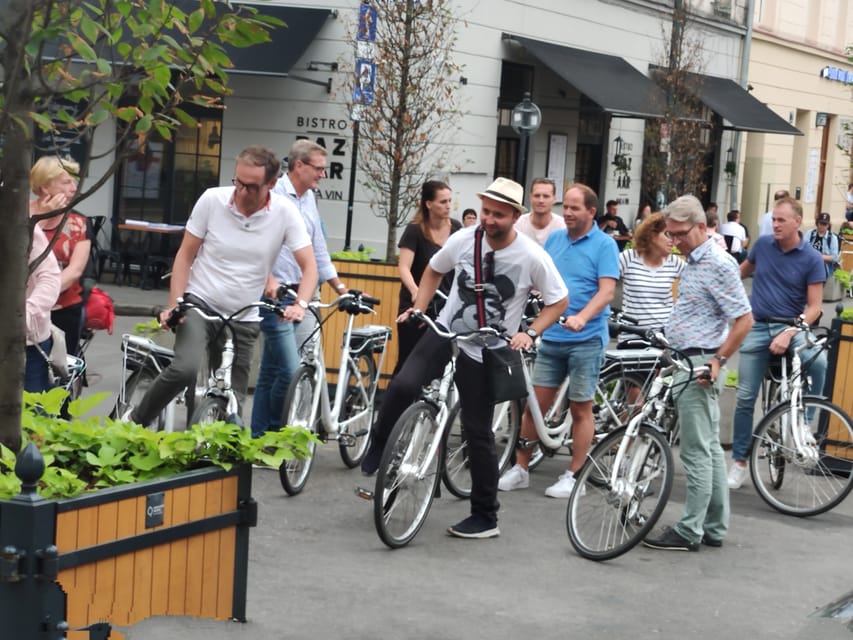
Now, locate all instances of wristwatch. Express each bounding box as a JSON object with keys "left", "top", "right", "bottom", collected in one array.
[
  {"left": 525, "top": 328, "right": 538, "bottom": 339},
  {"left": 713, "top": 353, "right": 728, "bottom": 367},
  {"left": 296, "top": 299, "right": 309, "bottom": 310}
]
